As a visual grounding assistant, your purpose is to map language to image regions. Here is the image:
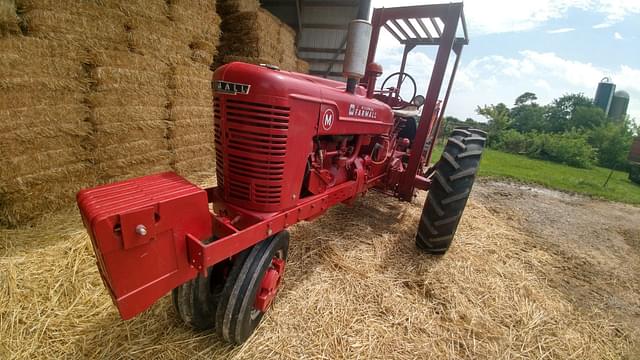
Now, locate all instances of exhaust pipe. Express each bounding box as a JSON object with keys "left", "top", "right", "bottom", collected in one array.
[{"left": 343, "top": 19, "right": 372, "bottom": 93}]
